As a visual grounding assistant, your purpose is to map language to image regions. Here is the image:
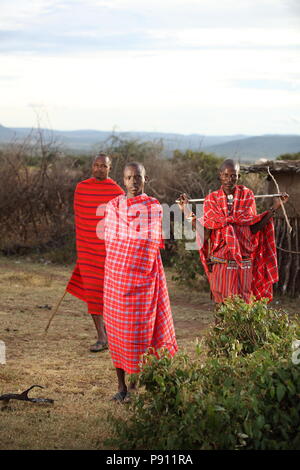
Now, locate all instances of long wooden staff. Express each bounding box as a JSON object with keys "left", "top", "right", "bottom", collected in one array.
[
  {"left": 175, "top": 193, "right": 284, "bottom": 203},
  {"left": 44, "top": 290, "right": 67, "bottom": 333},
  {"left": 267, "top": 167, "right": 292, "bottom": 233}
]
